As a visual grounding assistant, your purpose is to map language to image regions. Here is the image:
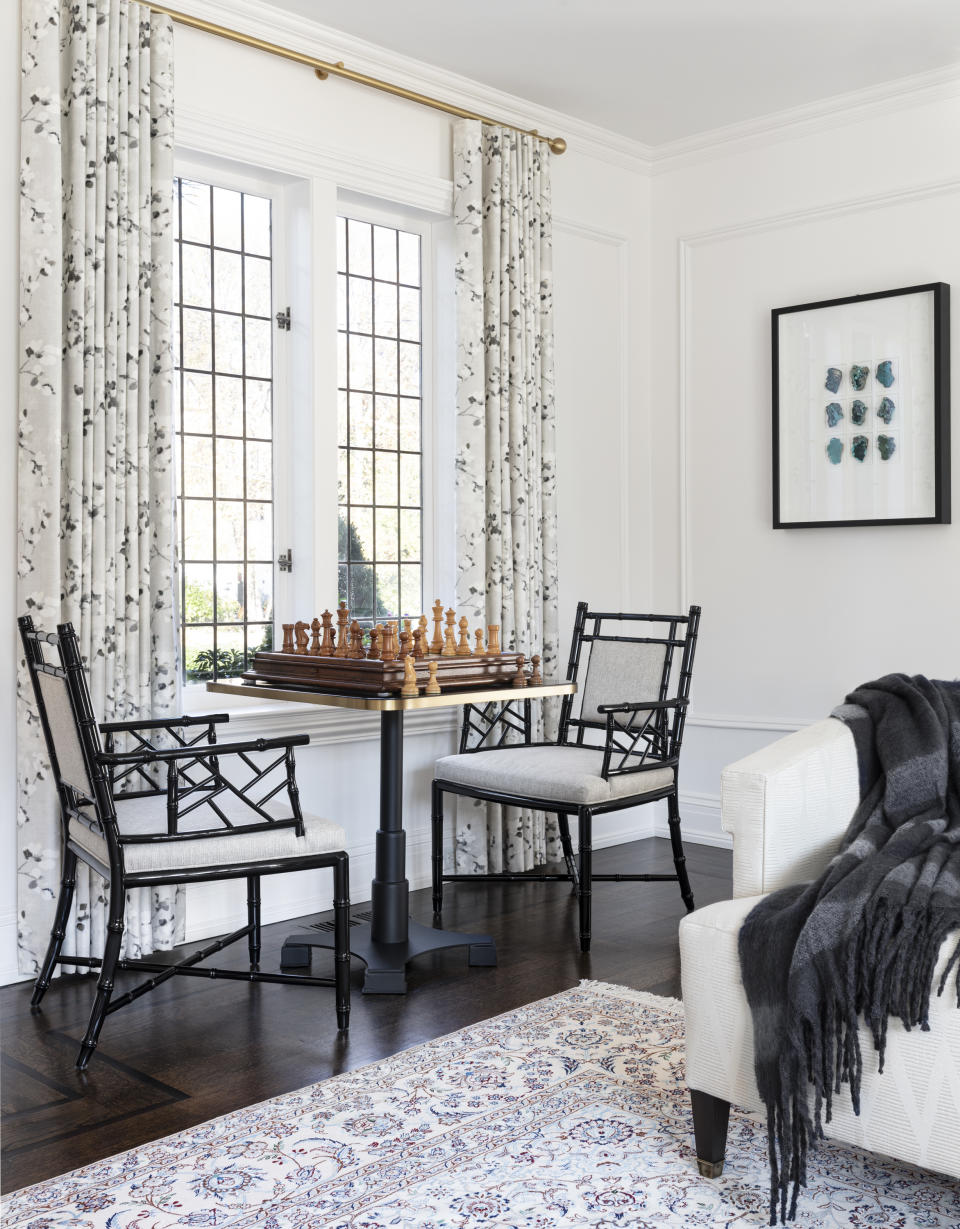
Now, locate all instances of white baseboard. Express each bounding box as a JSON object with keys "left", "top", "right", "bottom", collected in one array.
[
  {"left": 184, "top": 810, "right": 659, "bottom": 942},
  {"left": 0, "top": 911, "right": 29, "bottom": 985},
  {"left": 652, "top": 790, "right": 731, "bottom": 849}
]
